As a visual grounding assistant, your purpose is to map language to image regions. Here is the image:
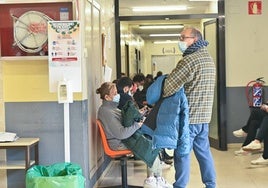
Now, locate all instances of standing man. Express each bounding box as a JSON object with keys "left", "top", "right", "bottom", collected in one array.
[{"left": 163, "top": 27, "right": 216, "bottom": 188}]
